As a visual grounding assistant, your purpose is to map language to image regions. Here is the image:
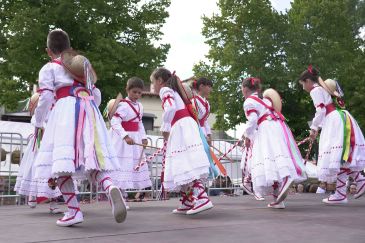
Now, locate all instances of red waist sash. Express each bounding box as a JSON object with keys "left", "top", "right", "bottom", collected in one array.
[
  {"left": 325, "top": 103, "right": 336, "bottom": 116},
  {"left": 121, "top": 121, "right": 139, "bottom": 131},
  {"left": 171, "top": 109, "right": 191, "bottom": 126},
  {"left": 56, "top": 85, "right": 91, "bottom": 100}
]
